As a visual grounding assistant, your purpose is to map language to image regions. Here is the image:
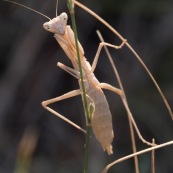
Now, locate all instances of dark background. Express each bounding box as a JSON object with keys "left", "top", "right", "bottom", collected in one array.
[{"left": 1, "top": 0, "right": 173, "bottom": 173}]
